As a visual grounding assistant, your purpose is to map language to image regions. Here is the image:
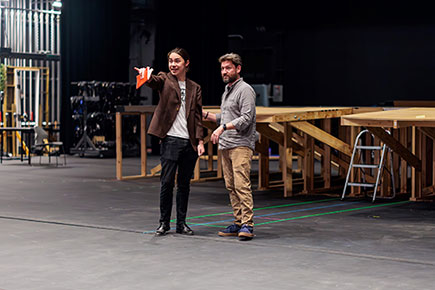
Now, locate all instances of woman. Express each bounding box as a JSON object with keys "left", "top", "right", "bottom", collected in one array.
[{"left": 135, "top": 48, "right": 204, "bottom": 236}]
